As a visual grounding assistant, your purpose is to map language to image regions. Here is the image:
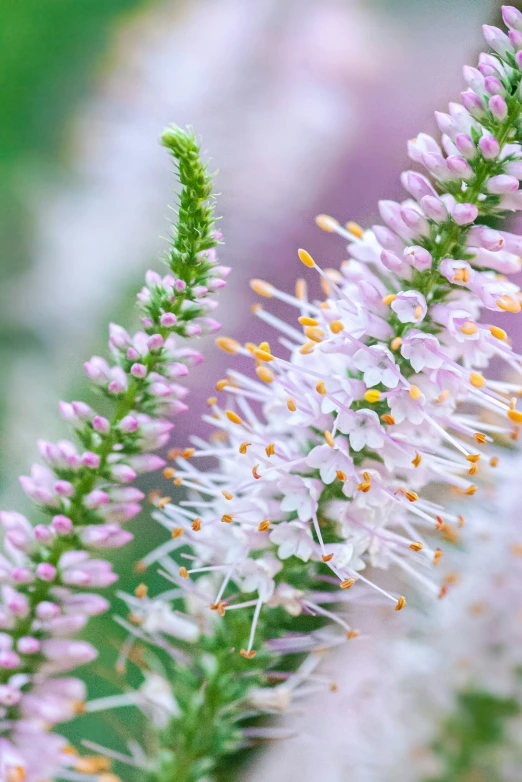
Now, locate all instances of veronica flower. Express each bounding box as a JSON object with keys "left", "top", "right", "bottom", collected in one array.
[
  {"left": 100, "top": 10, "right": 522, "bottom": 779},
  {"left": 0, "top": 127, "right": 223, "bottom": 781}
]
